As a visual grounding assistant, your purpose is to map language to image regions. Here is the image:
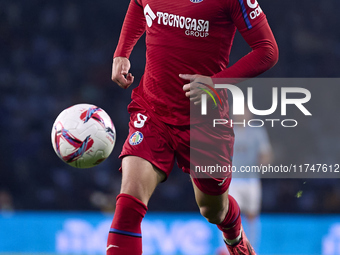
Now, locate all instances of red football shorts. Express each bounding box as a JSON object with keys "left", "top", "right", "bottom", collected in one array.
[{"left": 119, "top": 100, "right": 234, "bottom": 196}]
